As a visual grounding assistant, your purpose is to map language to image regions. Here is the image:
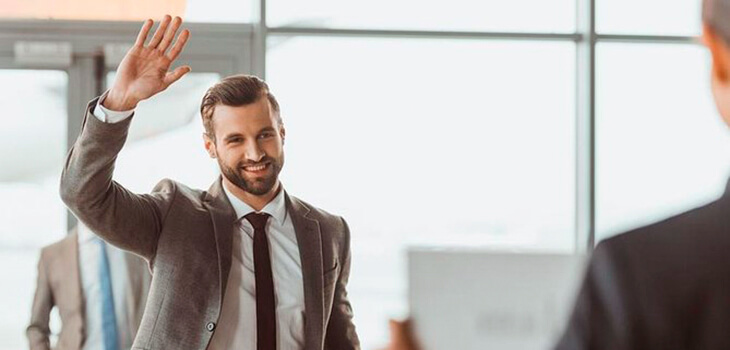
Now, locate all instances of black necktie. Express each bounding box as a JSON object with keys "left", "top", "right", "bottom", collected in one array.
[{"left": 245, "top": 212, "right": 276, "bottom": 350}]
